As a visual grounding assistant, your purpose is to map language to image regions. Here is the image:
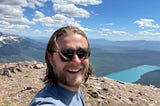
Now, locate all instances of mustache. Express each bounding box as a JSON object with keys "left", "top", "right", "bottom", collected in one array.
[{"left": 64, "top": 61, "right": 88, "bottom": 71}]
